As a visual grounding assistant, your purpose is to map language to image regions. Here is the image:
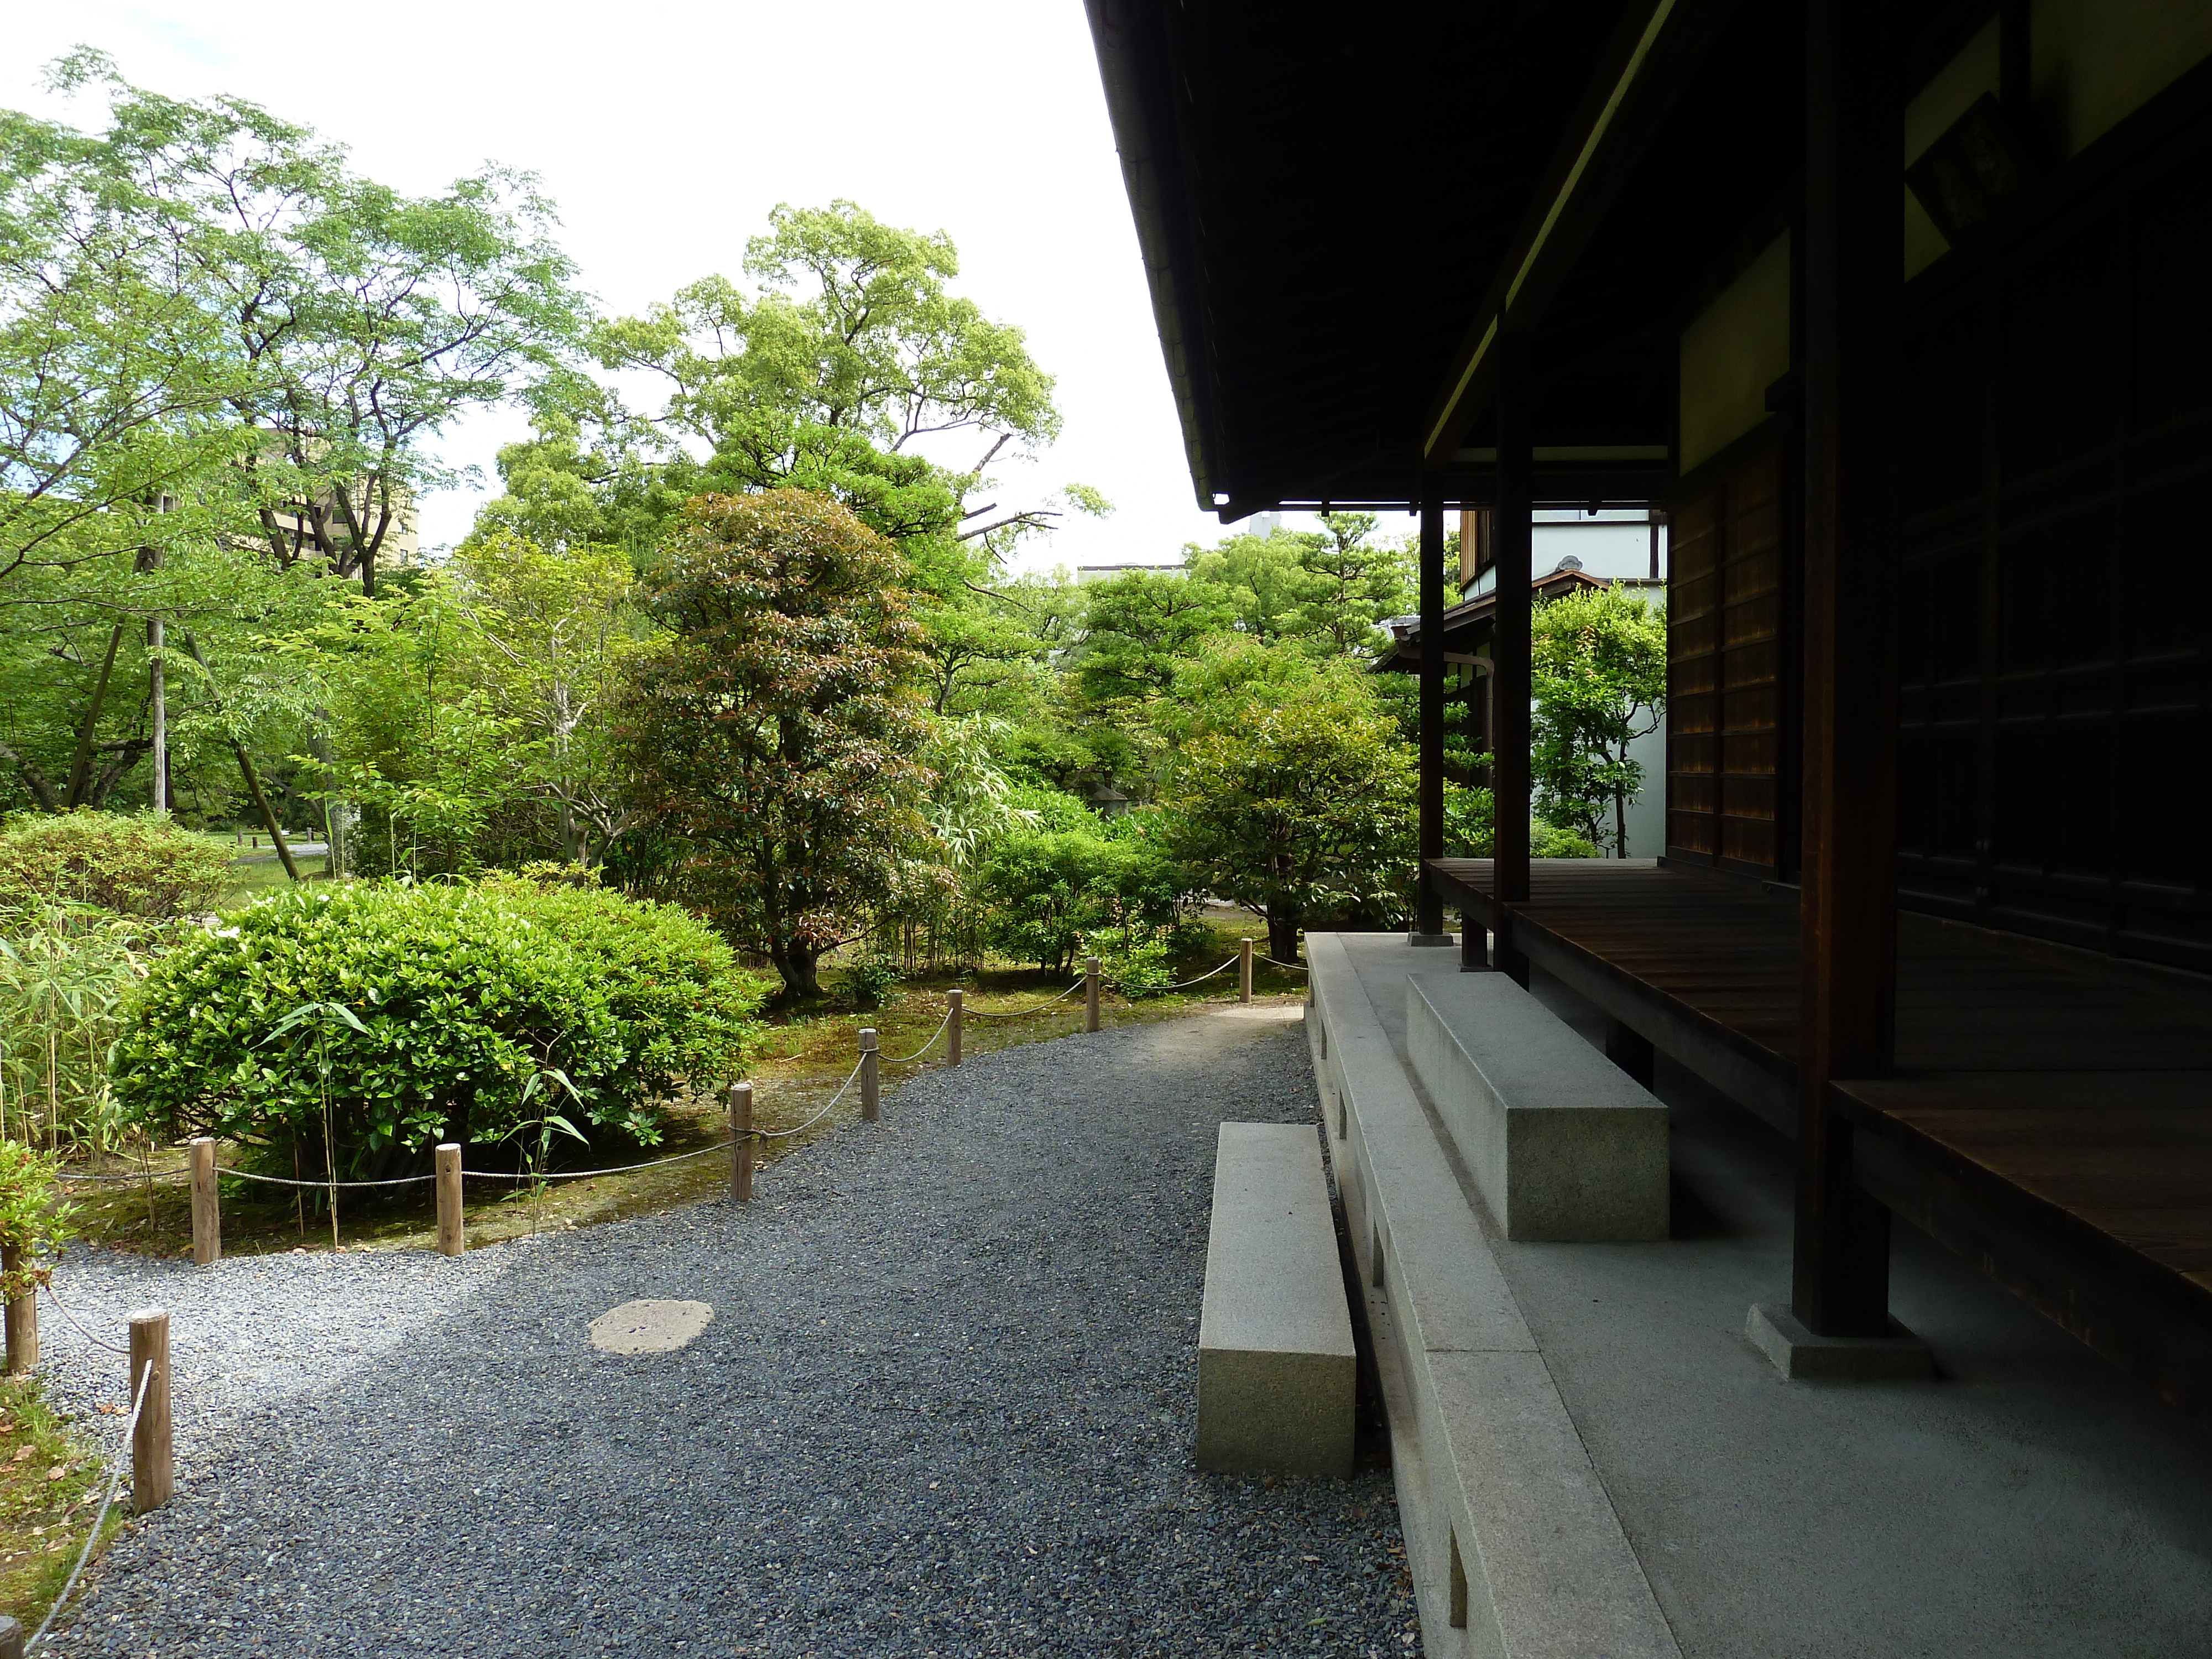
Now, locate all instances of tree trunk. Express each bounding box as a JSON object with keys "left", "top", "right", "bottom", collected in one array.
[
  {"left": 63, "top": 625, "right": 126, "bottom": 809},
  {"left": 1266, "top": 910, "right": 1301, "bottom": 966},
  {"left": 771, "top": 941, "right": 822, "bottom": 1001},
  {"left": 182, "top": 633, "right": 299, "bottom": 883}
]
